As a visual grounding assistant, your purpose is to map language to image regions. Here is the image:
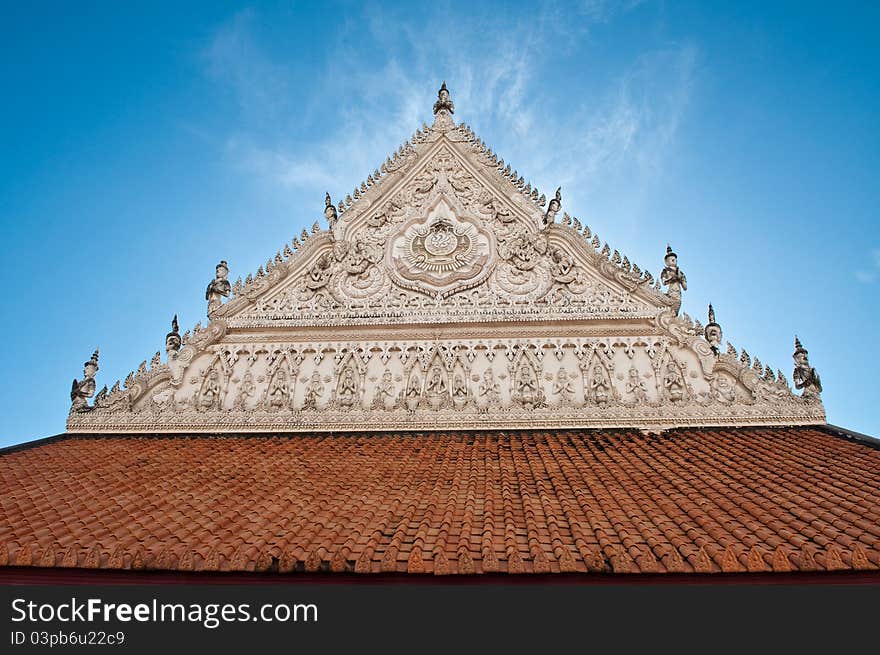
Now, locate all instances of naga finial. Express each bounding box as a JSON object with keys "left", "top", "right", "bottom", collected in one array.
[
  {"left": 541, "top": 187, "right": 562, "bottom": 229},
  {"left": 70, "top": 348, "right": 100, "bottom": 411},
  {"left": 660, "top": 244, "right": 687, "bottom": 315},
  {"left": 324, "top": 192, "right": 338, "bottom": 228},
  {"left": 793, "top": 336, "right": 822, "bottom": 399},
  {"left": 704, "top": 303, "right": 722, "bottom": 354},
  {"left": 166, "top": 314, "right": 181, "bottom": 353}
]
